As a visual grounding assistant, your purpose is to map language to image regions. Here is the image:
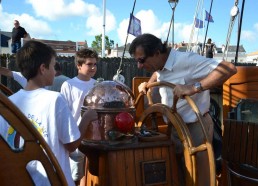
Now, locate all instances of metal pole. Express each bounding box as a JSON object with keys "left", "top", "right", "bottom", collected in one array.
[
  {"left": 0, "top": 1, "right": 2, "bottom": 66},
  {"left": 167, "top": 0, "right": 178, "bottom": 47},
  {"left": 235, "top": 0, "right": 245, "bottom": 63},
  {"left": 102, "top": 0, "right": 106, "bottom": 57},
  {"left": 0, "top": 29, "right": 2, "bottom": 64},
  {"left": 172, "top": 6, "right": 176, "bottom": 48},
  {"left": 202, "top": 0, "right": 213, "bottom": 55}
]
